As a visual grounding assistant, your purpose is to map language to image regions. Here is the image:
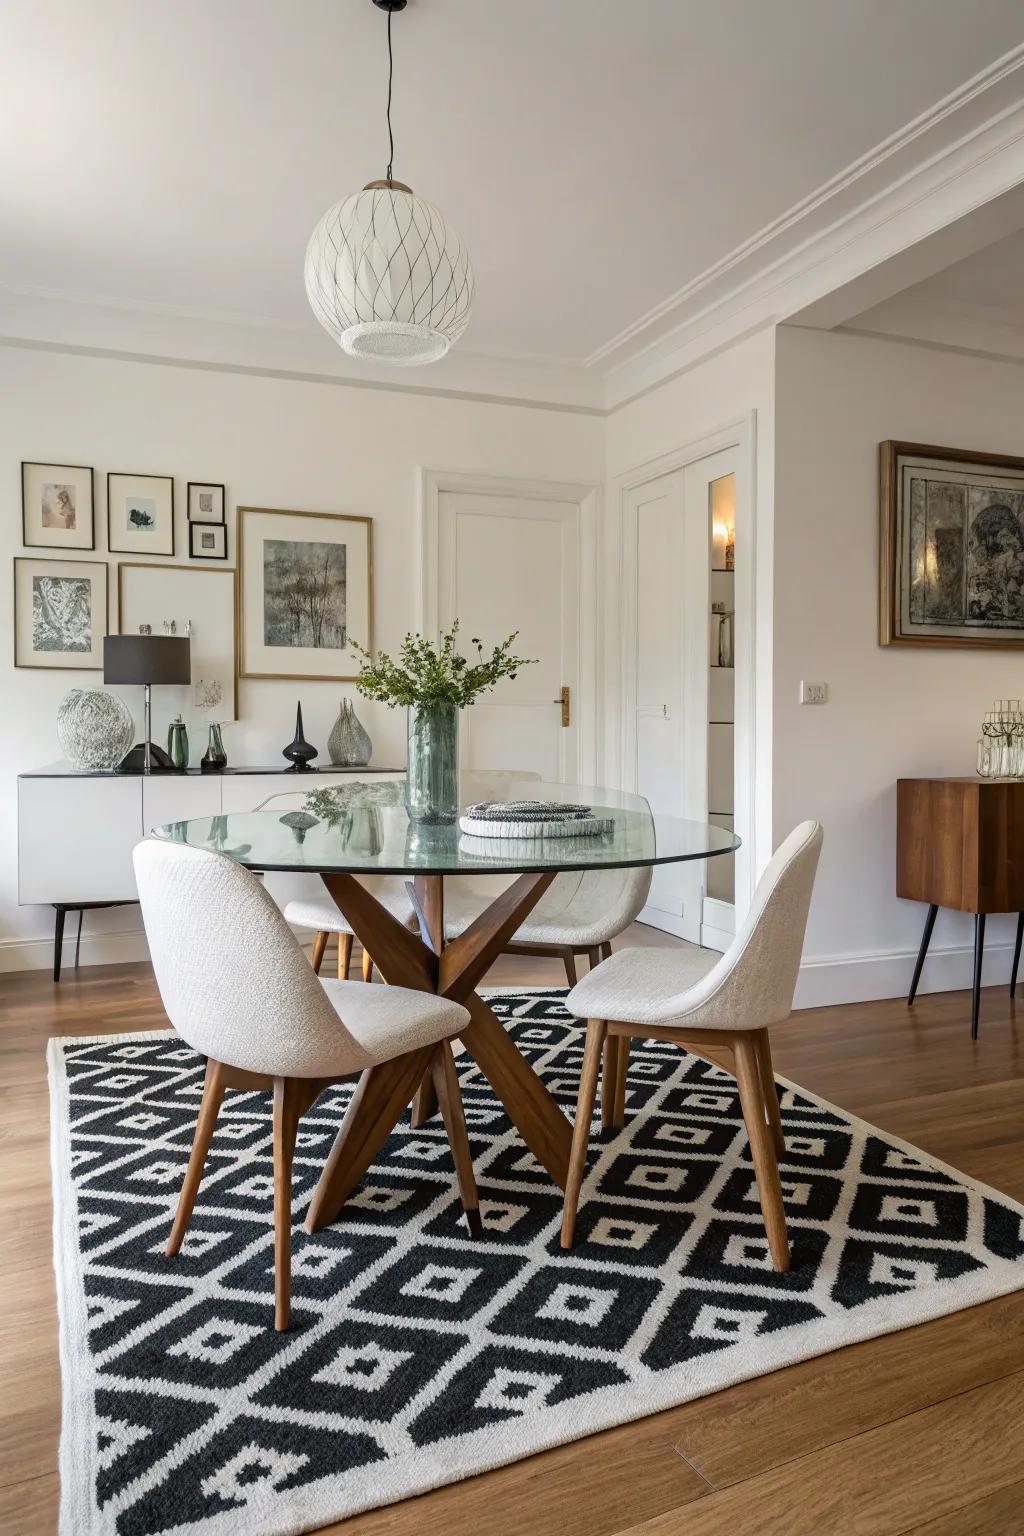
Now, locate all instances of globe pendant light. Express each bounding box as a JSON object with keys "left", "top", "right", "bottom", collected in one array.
[{"left": 304, "top": 0, "right": 474, "bottom": 367}]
